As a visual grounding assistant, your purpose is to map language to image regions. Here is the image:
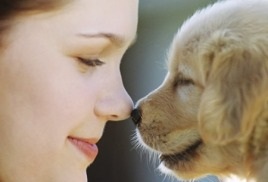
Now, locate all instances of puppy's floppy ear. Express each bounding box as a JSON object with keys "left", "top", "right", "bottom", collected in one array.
[{"left": 198, "top": 30, "right": 268, "bottom": 144}]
